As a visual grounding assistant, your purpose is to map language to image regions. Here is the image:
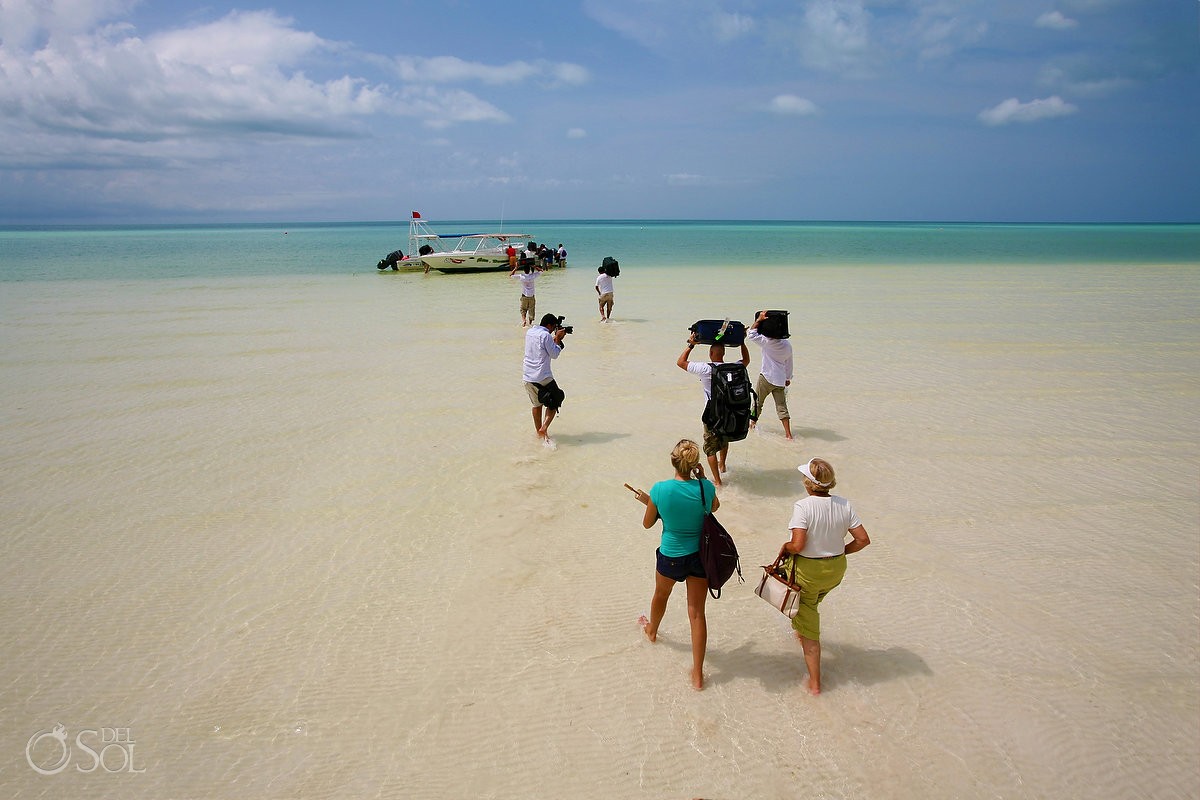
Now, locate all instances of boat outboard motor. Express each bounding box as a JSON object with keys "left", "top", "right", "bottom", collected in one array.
[{"left": 378, "top": 249, "right": 405, "bottom": 270}]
